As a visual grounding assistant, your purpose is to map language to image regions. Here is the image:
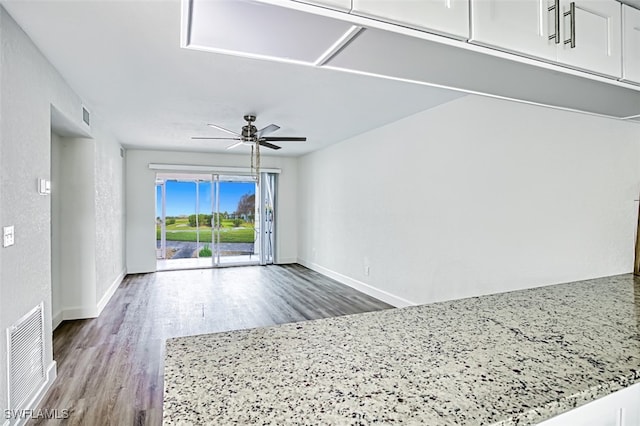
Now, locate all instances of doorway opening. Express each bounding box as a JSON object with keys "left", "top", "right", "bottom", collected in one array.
[{"left": 155, "top": 172, "right": 275, "bottom": 270}]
